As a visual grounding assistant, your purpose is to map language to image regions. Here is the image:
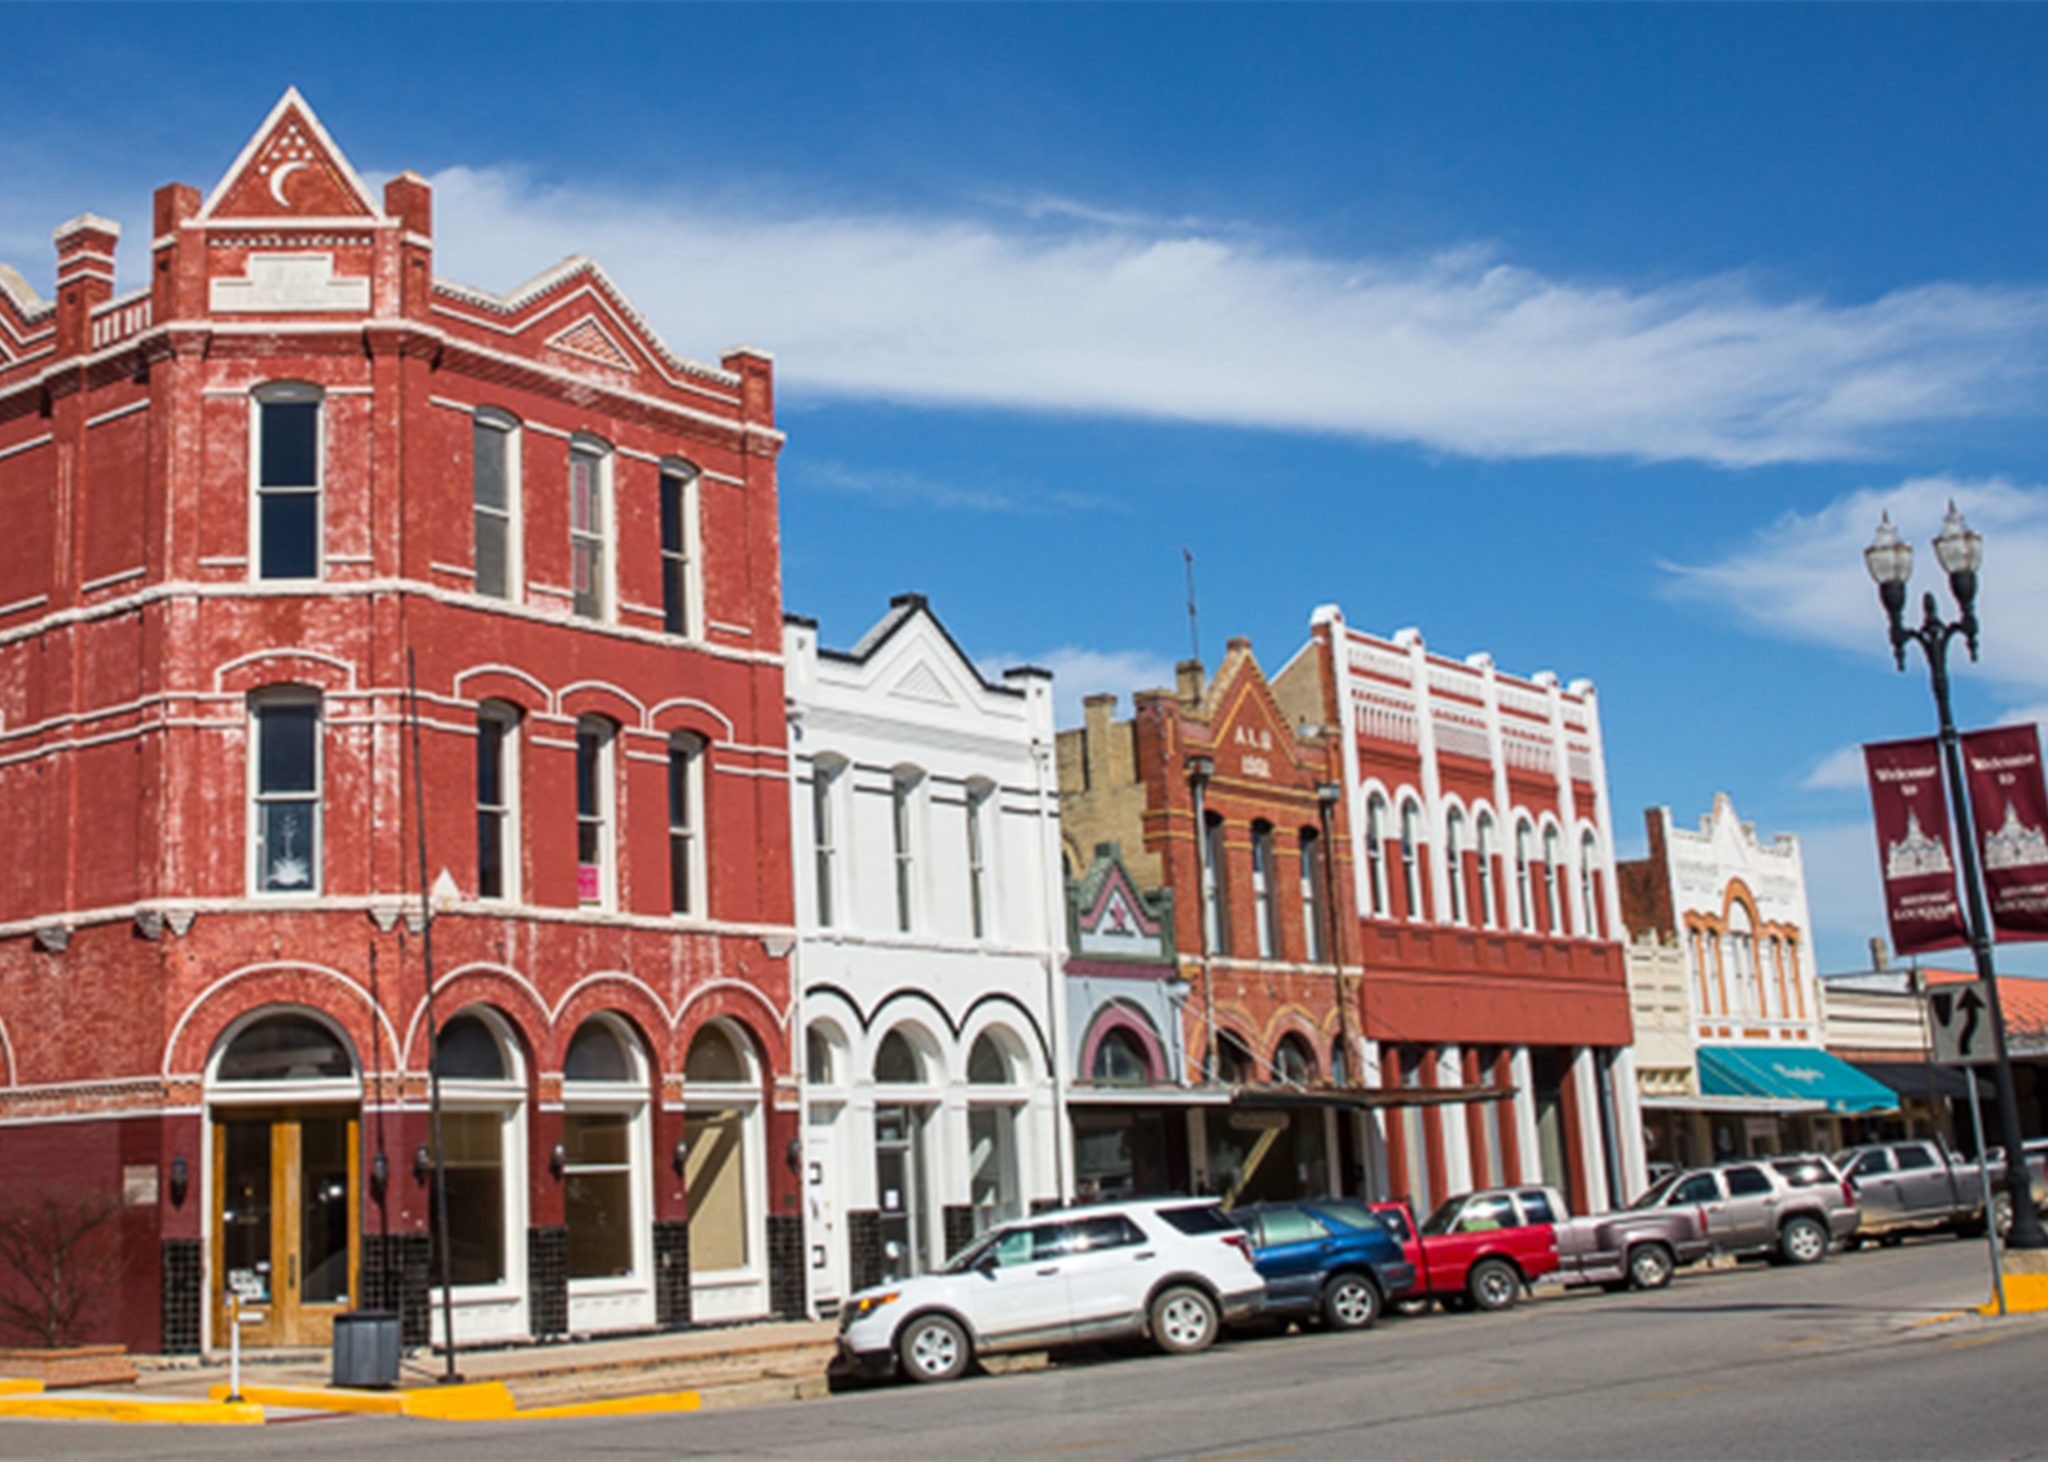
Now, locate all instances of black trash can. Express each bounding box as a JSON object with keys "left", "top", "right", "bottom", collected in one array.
[{"left": 332, "top": 1309, "right": 401, "bottom": 1389}]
